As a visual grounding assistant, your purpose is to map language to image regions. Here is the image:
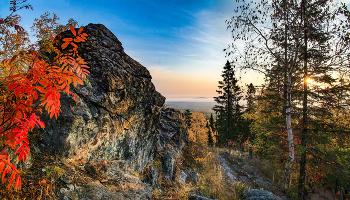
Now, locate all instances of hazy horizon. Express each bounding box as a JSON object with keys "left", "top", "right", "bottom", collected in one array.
[{"left": 164, "top": 96, "right": 215, "bottom": 102}]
